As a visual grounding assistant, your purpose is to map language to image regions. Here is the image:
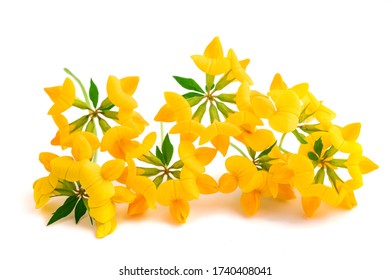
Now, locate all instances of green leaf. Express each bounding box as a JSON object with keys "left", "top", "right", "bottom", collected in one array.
[
  {"left": 140, "top": 154, "right": 164, "bottom": 167},
  {"left": 74, "top": 198, "right": 87, "bottom": 224},
  {"left": 170, "top": 159, "right": 184, "bottom": 169},
  {"left": 162, "top": 134, "right": 174, "bottom": 165},
  {"left": 182, "top": 92, "right": 204, "bottom": 99},
  {"left": 173, "top": 76, "right": 205, "bottom": 93},
  {"left": 153, "top": 174, "right": 165, "bottom": 188},
  {"left": 258, "top": 141, "right": 277, "bottom": 158},
  {"left": 307, "top": 151, "right": 319, "bottom": 161},
  {"left": 171, "top": 170, "right": 181, "bottom": 179},
  {"left": 192, "top": 101, "right": 207, "bottom": 122},
  {"left": 209, "top": 103, "right": 220, "bottom": 123},
  {"left": 247, "top": 147, "right": 256, "bottom": 160},
  {"left": 89, "top": 79, "right": 99, "bottom": 108},
  {"left": 47, "top": 196, "right": 78, "bottom": 226},
  {"left": 328, "top": 159, "right": 347, "bottom": 168},
  {"left": 326, "top": 167, "right": 340, "bottom": 193},
  {"left": 136, "top": 167, "right": 162, "bottom": 176},
  {"left": 73, "top": 98, "right": 90, "bottom": 110},
  {"left": 216, "top": 93, "right": 236, "bottom": 104},
  {"left": 314, "top": 168, "right": 325, "bottom": 184},
  {"left": 82, "top": 198, "right": 93, "bottom": 225},
  {"left": 155, "top": 146, "right": 166, "bottom": 165},
  {"left": 323, "top": 146, "right": 338, "bottom": 158},
  {"left": 314, "top": 137, "right": 323, "bottom": 157}
]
